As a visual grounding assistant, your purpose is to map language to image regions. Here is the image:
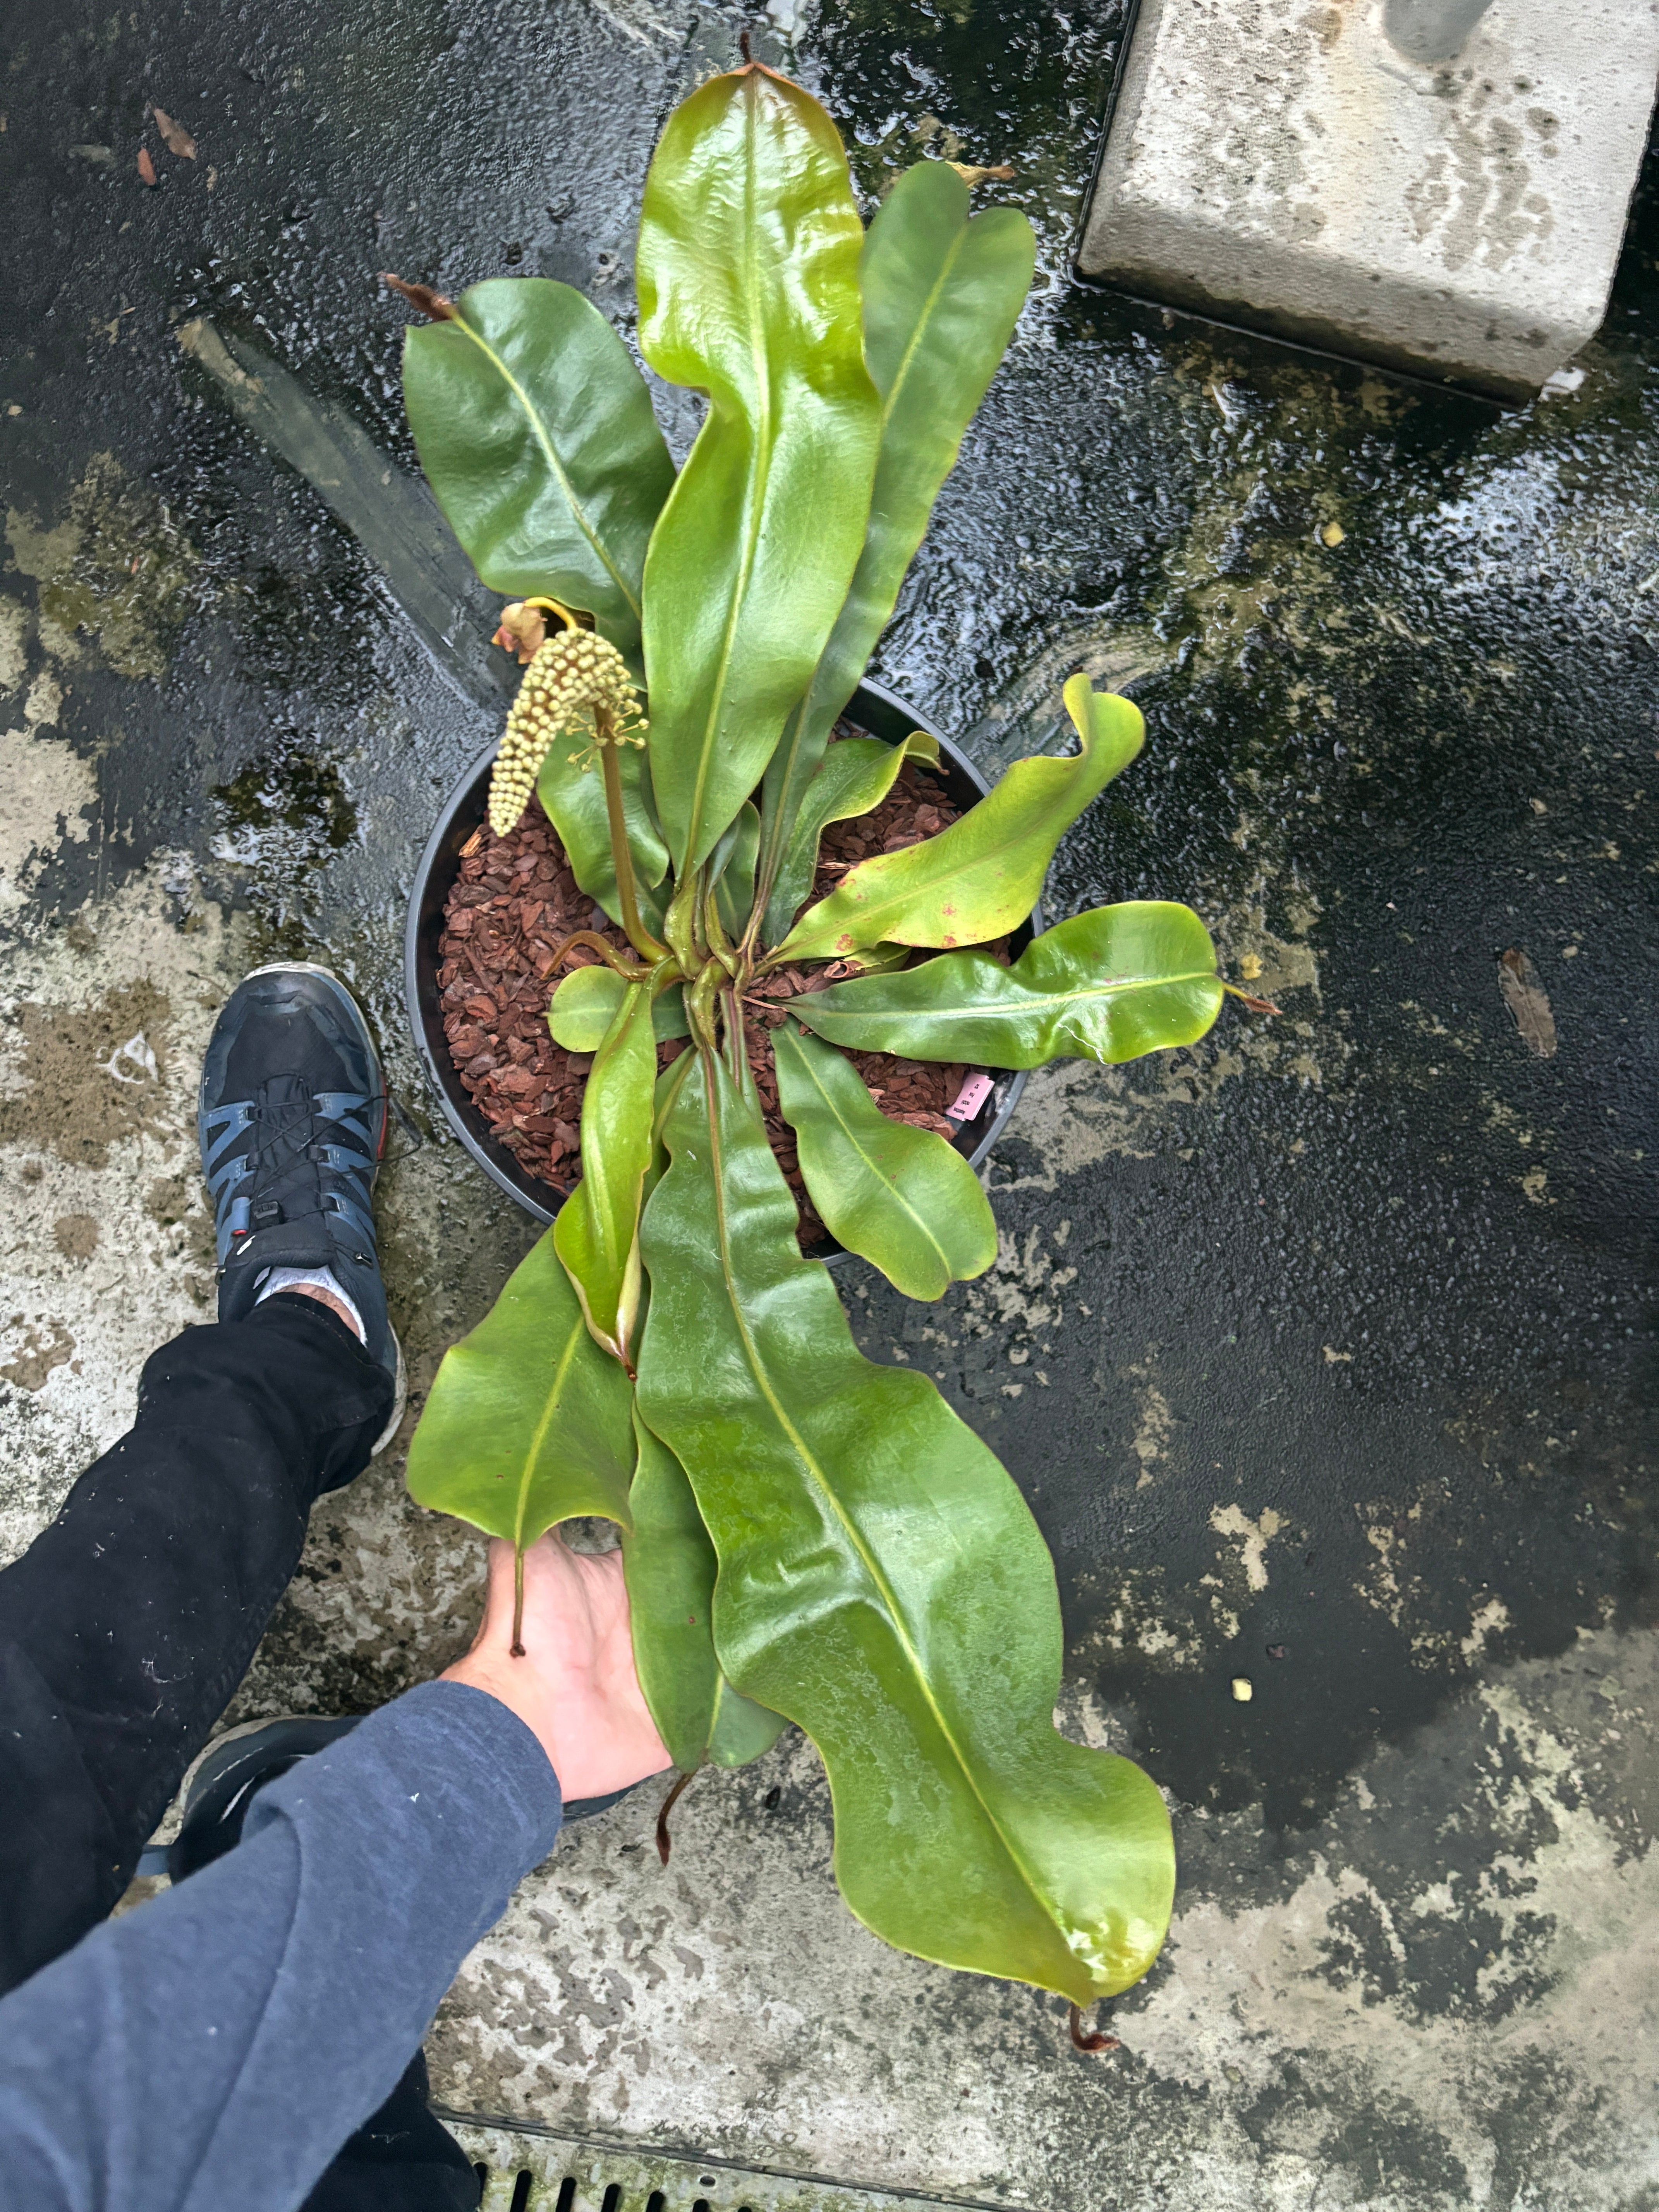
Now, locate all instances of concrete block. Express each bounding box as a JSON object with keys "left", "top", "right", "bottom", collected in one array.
[{"left": 1078, "top": 0, "right": 1659, "bottom": 397}]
